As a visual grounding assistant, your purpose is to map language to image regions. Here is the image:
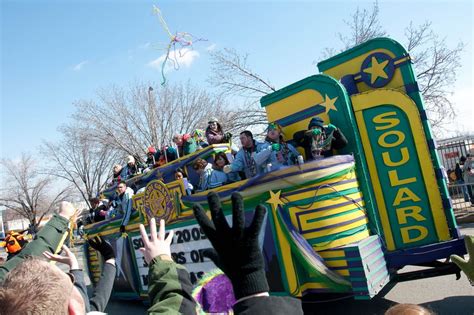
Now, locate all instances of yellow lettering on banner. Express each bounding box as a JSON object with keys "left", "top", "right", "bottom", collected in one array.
[
  {"left": 373, "top": 112, "right": 400, "bottom": 130},
  {"left": 401, "top": 226, "right": 428, "bottom": 243},
  {"left": 396, "top": 206, "right": 426, "bottom": 224},
  {"left": 378, "top": 130, "right": 405, "bottom": 148},
  {"left": 393, "top": 187, "right": 421, "bottom": 206},
  {"left": 382, "top": 147, "right": 410, "bottom": 167},
  {"left": 388, "top": 170, "right": 417, "bottom": 186}
]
